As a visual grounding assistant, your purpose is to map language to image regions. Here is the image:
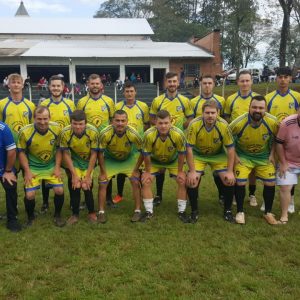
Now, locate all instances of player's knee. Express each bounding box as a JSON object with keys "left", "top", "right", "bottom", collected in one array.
[
  {"left": 54, "top": 186, "right": 64, "bottom": 195},
  {"left": 264, "top": 181, "right": 275, "bottom": 187},
  {"left": 81, "top": 183, "right": 88, "bottom": 190},
  {"left": 26, "top": 191, "right": 36, "bottom": 200}
]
